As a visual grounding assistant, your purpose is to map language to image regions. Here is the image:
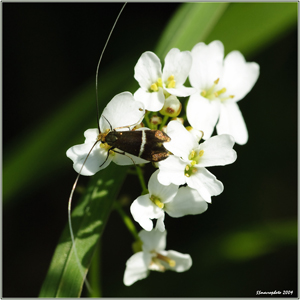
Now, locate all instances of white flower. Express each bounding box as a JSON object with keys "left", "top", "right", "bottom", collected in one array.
[
  {"left": 134, "top": 48, "right": 196, "bottom": 111},
  {"left": 158, "top": 120, "right": 237, "bottom": 203},
  {"left": 123, "top": 229, "right": 192, "bottom": 286},
  {"left": 186, "top": 40, "right": 260, "bottom": 145},
  {"left": 130, "top": 170, "right": 207, "bottom": 232},
  {"left": 66, "top": 92, "right": 149, "bottom": 176}
]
